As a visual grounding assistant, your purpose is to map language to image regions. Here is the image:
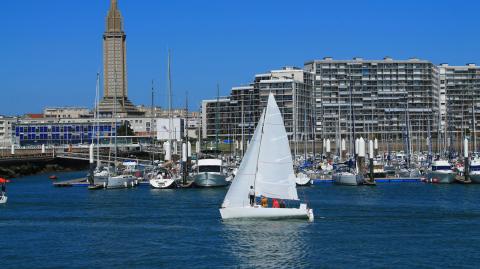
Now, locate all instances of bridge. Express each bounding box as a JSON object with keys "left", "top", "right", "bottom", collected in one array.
[
  {"left": 0, "top": 144, "right": 163, "bottom": 165},
  {"left": 55, "top": 152, "right": 155, "bottom": 166}
]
